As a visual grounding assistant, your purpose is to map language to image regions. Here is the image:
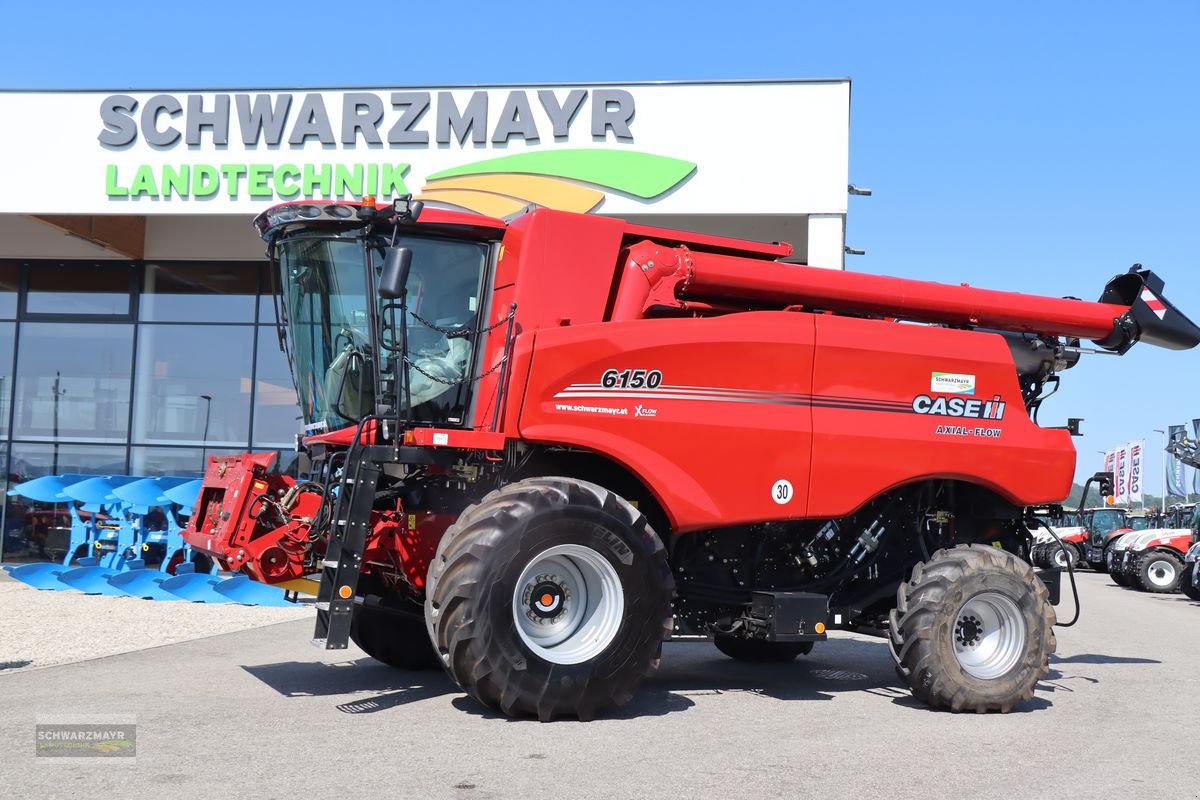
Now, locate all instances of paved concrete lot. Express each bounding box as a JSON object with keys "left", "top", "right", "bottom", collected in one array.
[{"left": 2, "top": 571, "right": 1197, "bottom": 800}]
